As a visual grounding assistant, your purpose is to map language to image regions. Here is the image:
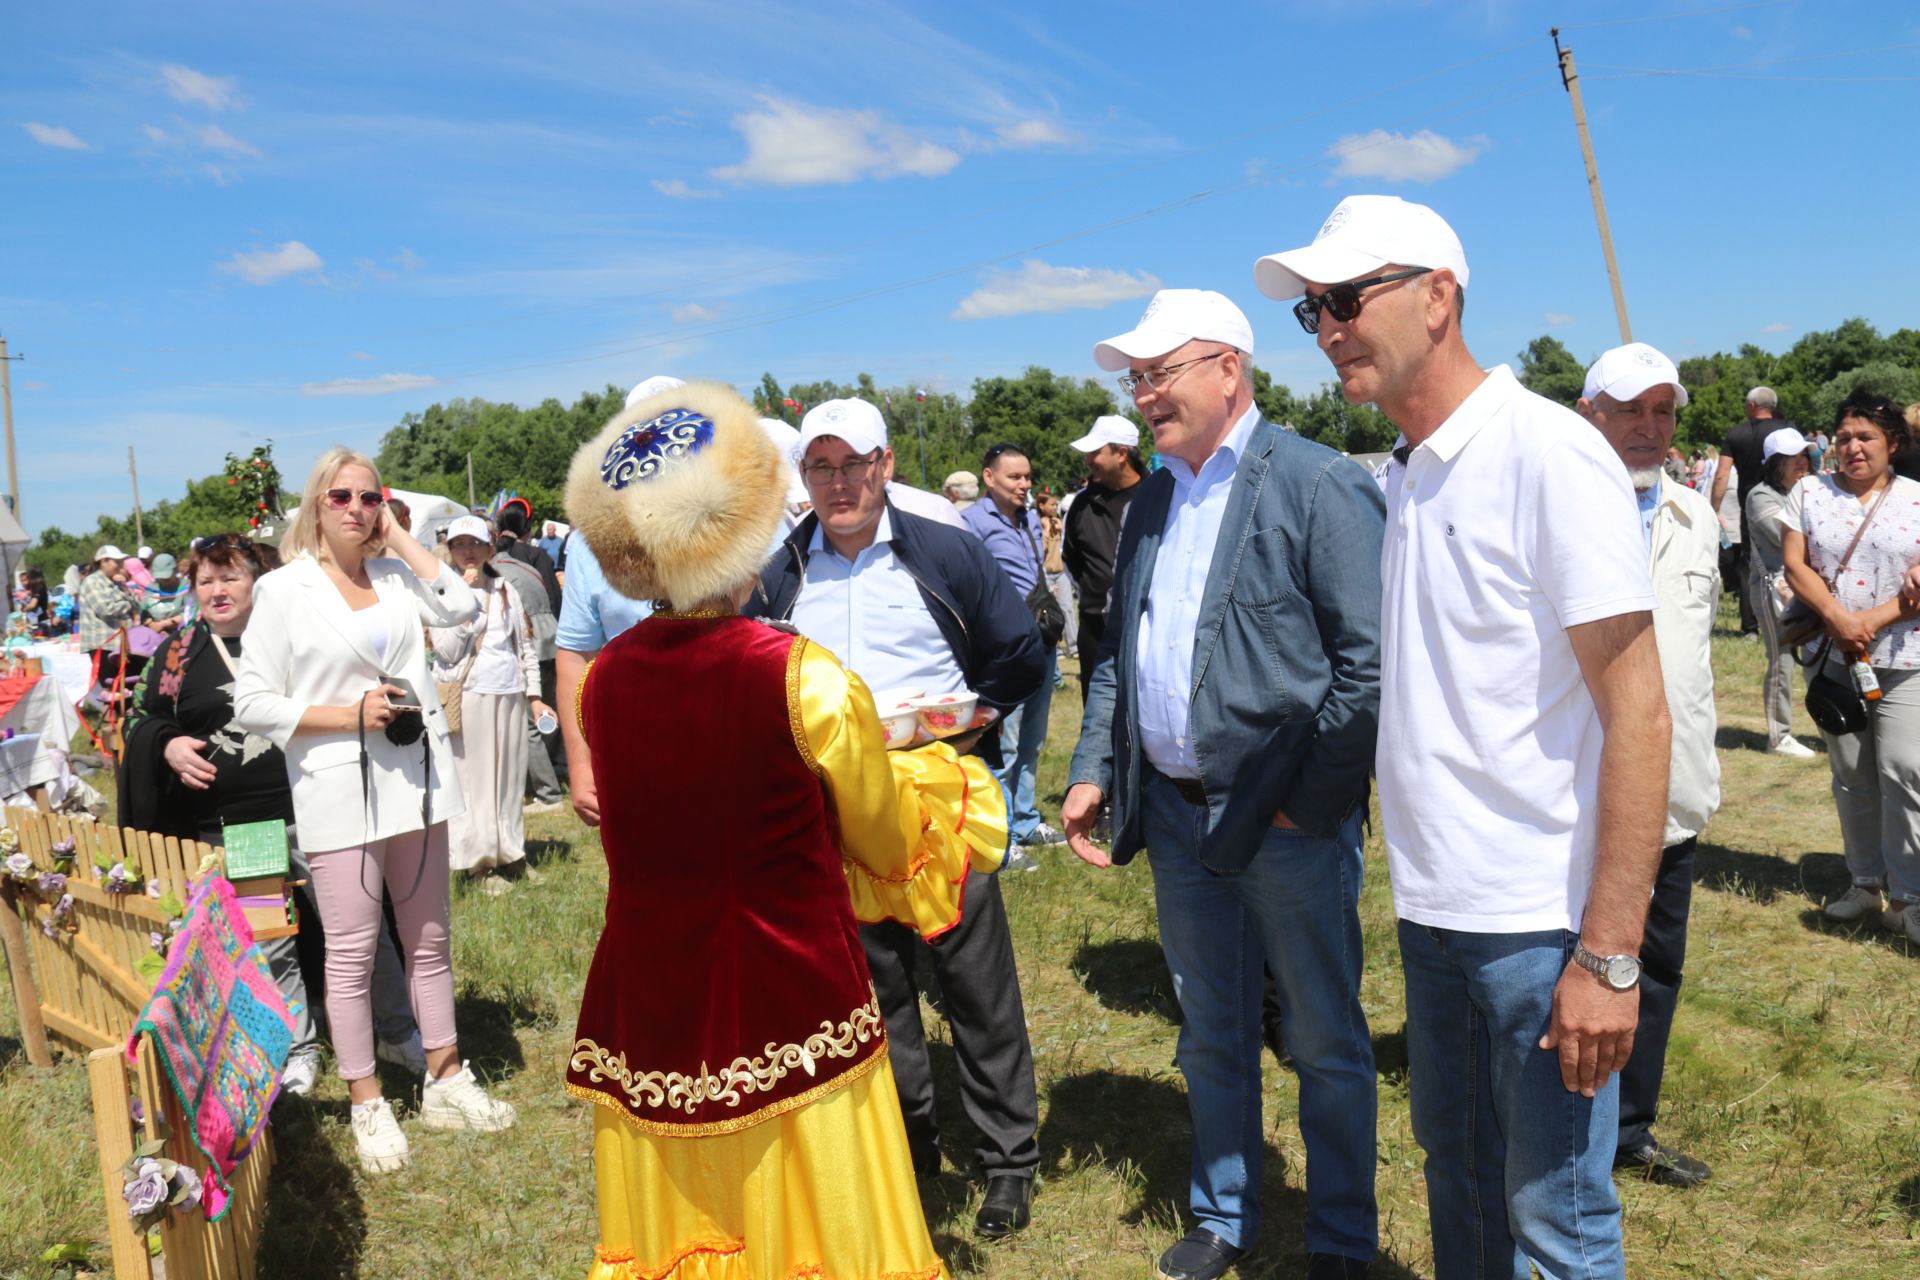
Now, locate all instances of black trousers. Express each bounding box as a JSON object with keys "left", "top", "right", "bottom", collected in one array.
[
  {"left": 1617, "top": 835, "right": 1696, "bottom": 1153},
  {"left": 860, "top": 866, "right": 1039, "bottom": 1180},
  {"left": 1076, "top": 610, "right": 1107, "bottom": 704}
]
